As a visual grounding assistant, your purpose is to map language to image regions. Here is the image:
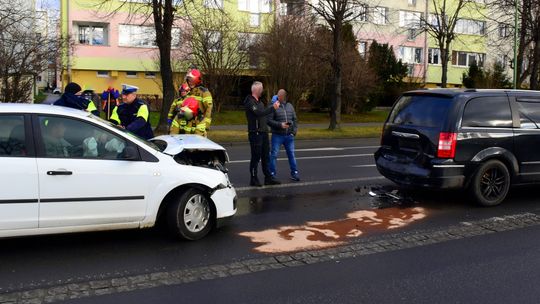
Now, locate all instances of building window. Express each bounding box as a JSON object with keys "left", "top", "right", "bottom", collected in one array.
[
  {"left": 498, "top": 23, "right": 511, "bottom": 38},
  {"left": 358, "top": 41, "right": 367, "bottom": 58},
  {"left": 455, "top": 19, "right": 485, "bottom": 35},
  {"left": 126, "top": 71, "right": 138, "bottom": 78},
  {"left": 372, "top": 7, "right": 388, "bottom": 25},
  {"left": 428, "top": 48, "right": 440, "bottom": 64},
  {"left": 76, "top": 23, "right": 108, "bottom": 46},
  {"left": 399, "top": 46, "right": 423, "bottom": 64},
  {"left": 238, "top": 0, "right": 270, "bottom": 13},
  {"left": 355, "top": 4, "right": 368, "bottom": 22},
  {"left": 97, "top": 71, "right": 110, "bottom": 78},
  {"left": 250, "top": 14, "right": 260, "bottom": 27},
  {"left": 238, "top": 32, "right": 260, "bottom": 52},
  {"left": 205, "top": 31, "right": 223, "bottom": 52},
  {"left": 408, "top": 0, "right": 416, "bottom": 6},
  {"left": 204, "top": 0, "right": 223, "bottom": 9},
  {"left": 399, "top": 11, "right": 422, "bottom": 28},
  {"left": 496, "top": 54, "right": 508, "bottom": 68},
  {"left": 119, "top": 25, "right": 181, "bottom": 48},
  {"left": 145, "top": 72, "right": 156, "bottom": 78},
  {"left": 452, "top": 51, "right": 485, "bottom": 67},
  {"left": 279, "top": 2, "right": 287, "bottom": 15},
  {"left": 407, "top": 28, "right": 417, "bottom": 41}
]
